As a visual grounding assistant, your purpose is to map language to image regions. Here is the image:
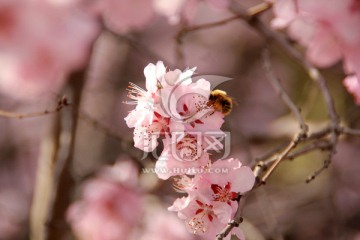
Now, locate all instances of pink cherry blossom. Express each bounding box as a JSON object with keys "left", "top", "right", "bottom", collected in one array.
[
  {"left": 198, "top": 158, "right": 256, "bottom": 196},
  {"left": 344, "top": 75, "right": 360, "bottom": 104},
  {"left": 124, "top": 81, "right": 159, "bottom": 128},
  {"left": 155, "top": 134, "right": 210, "bottom": 179},
  {"left": 133, "top": 111, "right": 176, "bottom": 152},
  {"left": 0, "top": 0, "right": 99, "bottom": 99},
  {"left": 271, "top": 0, "right": 360, "bottom": 104},
  {"left": 139, "top": 206, "right": 196, "bottom": 240},
  {"left": 270, "top": 0, "right": 298, "bottom": 29},
  {"left": 161, "top": 77, "right": 225, "bottom": 132},
  {"left": 124, "top": 61, "right": 167, "bottom": 128},
  {"left": 125, "top": 61, "right": 225, "bottom": 152},
  {"left": 125, "top": 61, "right": 182, "bottom": 152},
  {"left": 177, "top": 92, "right": 225, "bottom": 133},
  {"left": 67, "top": 160, "right": 143, "bottom": 240},
  {"left": 169, "top": 158, "right": 255, "bottom": 239},
  {"left": 173, "top": 175, "right": 196, "bottom": 192},
  {"left": 271, "top": 0, "right": 357, "bottom": 67},
  {"left": 169, "top": 197, "right": 244, "bottom": 240},
  {"left": 187, "top": 158, "right": 255, "bottom": 215}
]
